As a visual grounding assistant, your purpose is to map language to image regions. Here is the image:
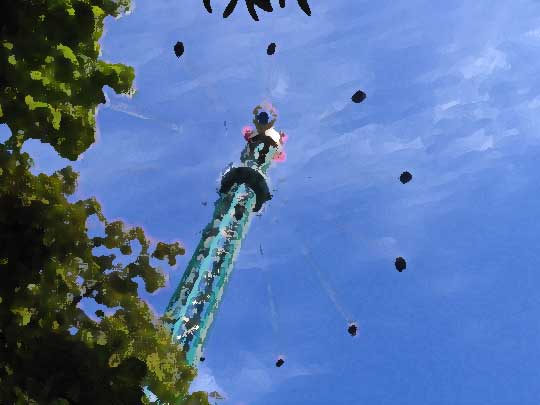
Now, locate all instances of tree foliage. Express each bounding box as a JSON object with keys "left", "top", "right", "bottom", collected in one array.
[
  {"left": 0, "top": 1, "right": 209, "bottom": 404},
  {"left": 0, "top": 0, "right": 134, "bottom": 161}
]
